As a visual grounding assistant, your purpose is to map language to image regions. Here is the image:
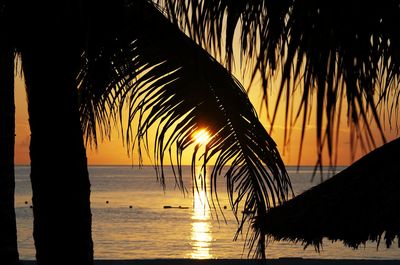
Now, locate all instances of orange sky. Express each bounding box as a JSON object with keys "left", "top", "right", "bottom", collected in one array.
[{"left": 14, "top": 65, "right": 399, "bottom": 166}]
